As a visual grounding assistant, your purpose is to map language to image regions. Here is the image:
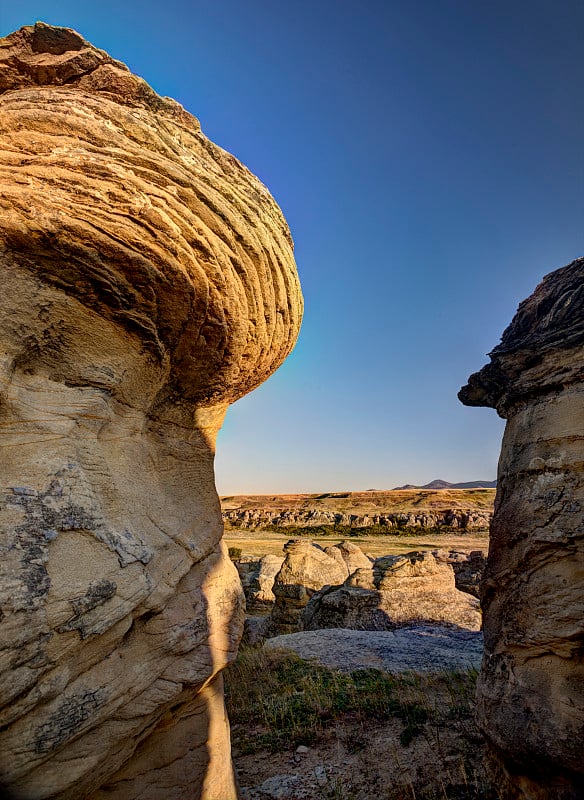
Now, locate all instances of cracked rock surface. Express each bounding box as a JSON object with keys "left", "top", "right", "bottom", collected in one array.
[
  {"left": 459, "top": 256, "right": 584, "bottom": 799},
  {"left": 0, "top": 22, "right": 302, "bottom": 800}
]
